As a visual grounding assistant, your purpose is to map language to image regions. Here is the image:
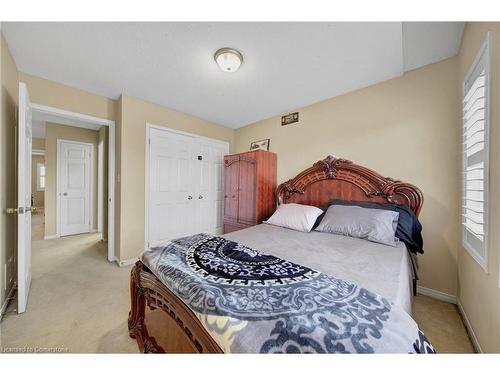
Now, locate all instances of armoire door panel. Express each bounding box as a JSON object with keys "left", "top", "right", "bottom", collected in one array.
[
  {"left": 237, "top": 157, "right": 256, "bottom": 224},
  {"left": 223, "top": 156, "right": 240, "bottom": 222}
]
